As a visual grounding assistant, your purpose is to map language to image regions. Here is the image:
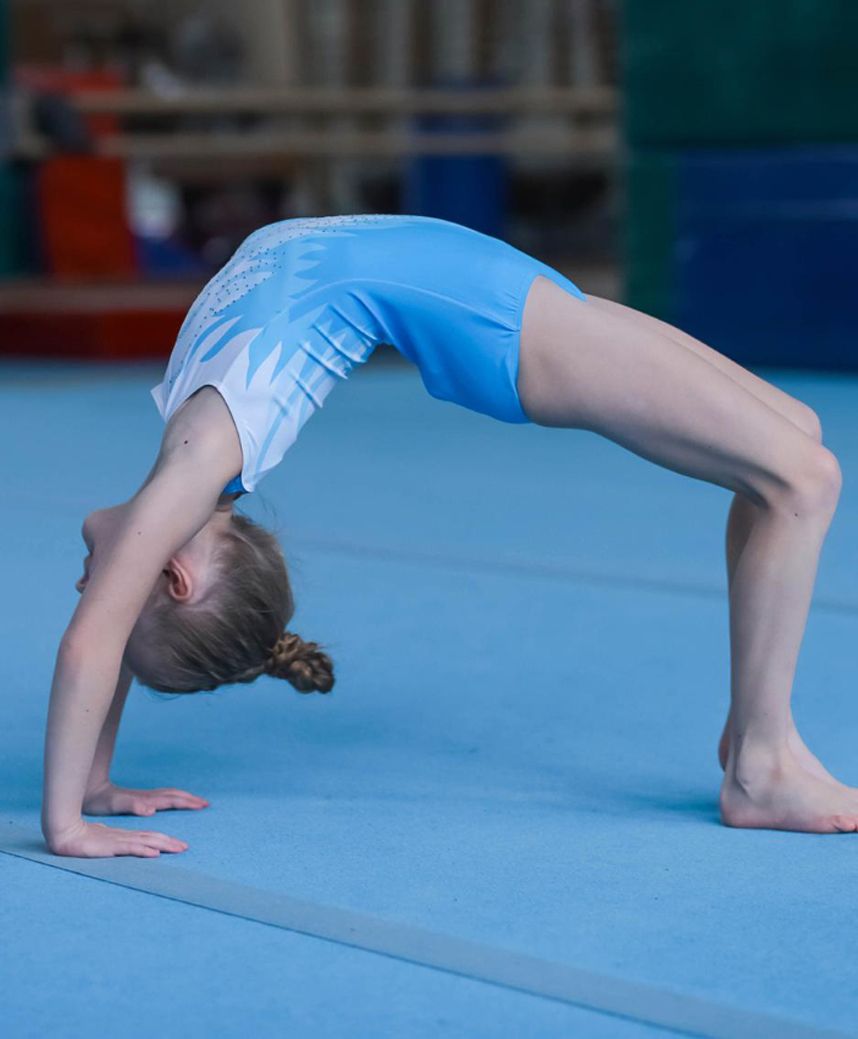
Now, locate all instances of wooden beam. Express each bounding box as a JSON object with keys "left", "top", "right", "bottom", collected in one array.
[
  {"left": 65, "top": 85, "right": 616, "bottom": 116},
  {"left": 15, "top": 126, "right": 617, "bottom": 160}
]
